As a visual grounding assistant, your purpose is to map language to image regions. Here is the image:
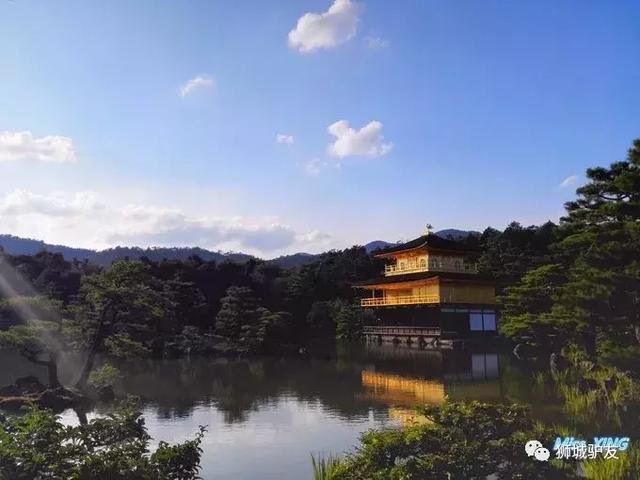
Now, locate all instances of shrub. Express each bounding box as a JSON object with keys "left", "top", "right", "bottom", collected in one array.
[
  {"left": 0, "top": 400, "right": 205, "bottom": 480},
  {"left": 325, "top": 401, "right": 575, "bottom": 480}
]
